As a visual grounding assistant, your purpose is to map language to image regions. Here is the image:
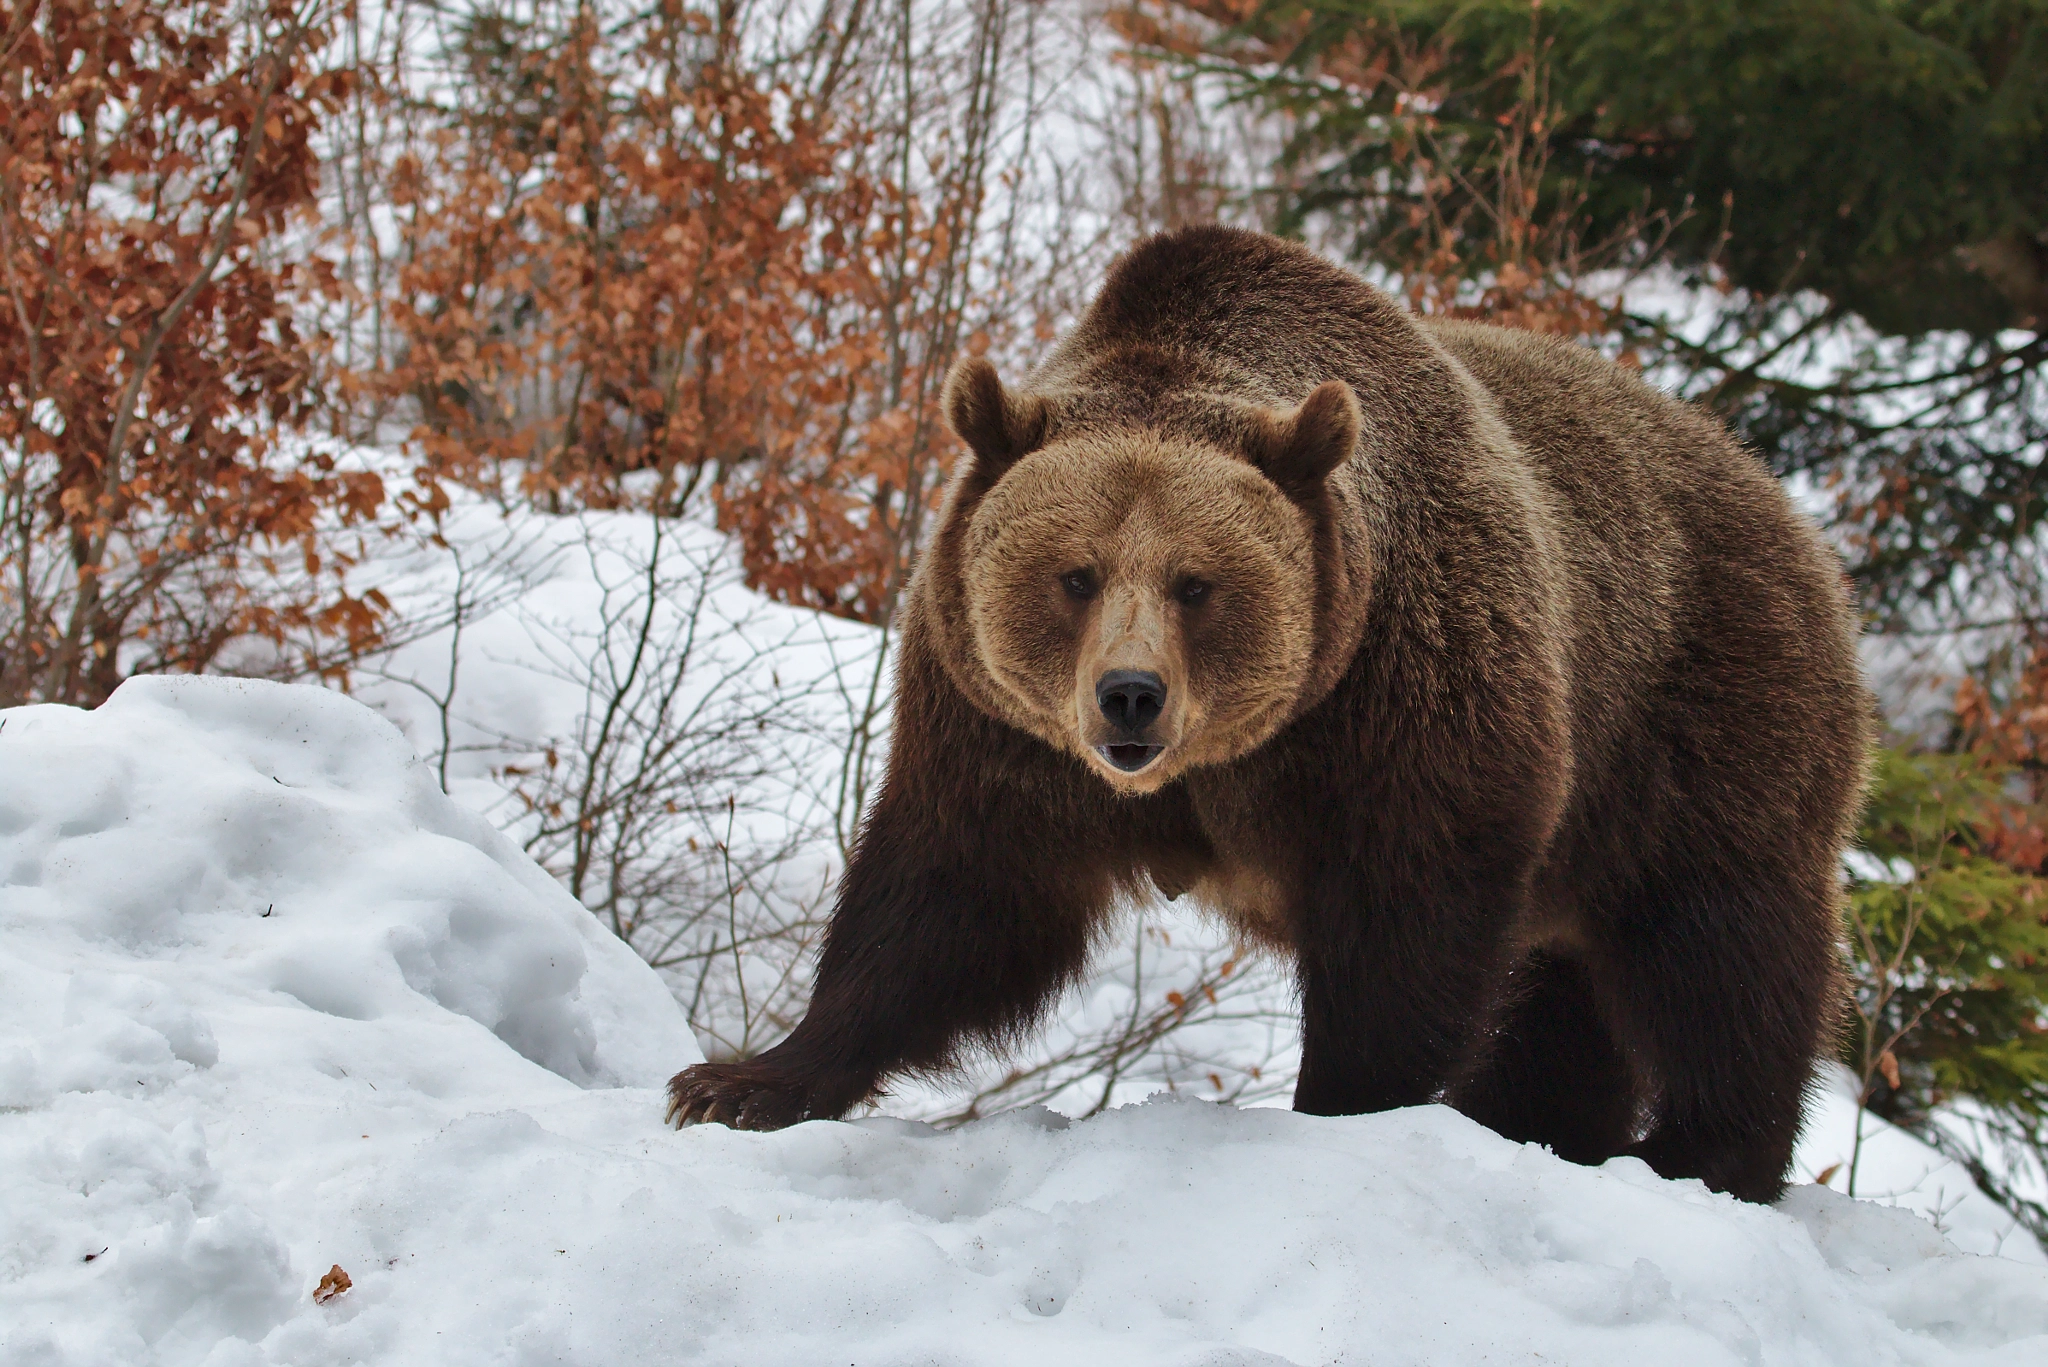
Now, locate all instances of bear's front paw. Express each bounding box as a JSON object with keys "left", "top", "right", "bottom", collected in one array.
[{"left": 665, "top": 1062, "right": 818, "bottom": 1132}]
